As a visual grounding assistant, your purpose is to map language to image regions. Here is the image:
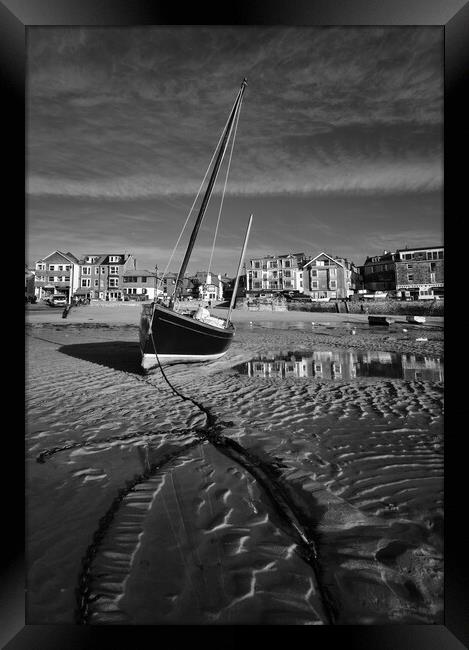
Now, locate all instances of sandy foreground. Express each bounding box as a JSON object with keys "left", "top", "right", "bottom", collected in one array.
[{"left": 25, "top": 304, "right": 443, "bottom": 624}]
